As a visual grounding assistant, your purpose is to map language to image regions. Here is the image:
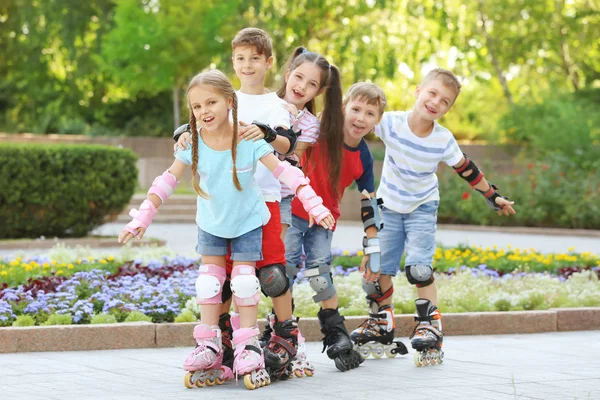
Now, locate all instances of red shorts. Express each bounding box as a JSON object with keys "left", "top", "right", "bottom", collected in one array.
[{"left": 225, "top": 201, "right": 286, "bottom": 274}]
